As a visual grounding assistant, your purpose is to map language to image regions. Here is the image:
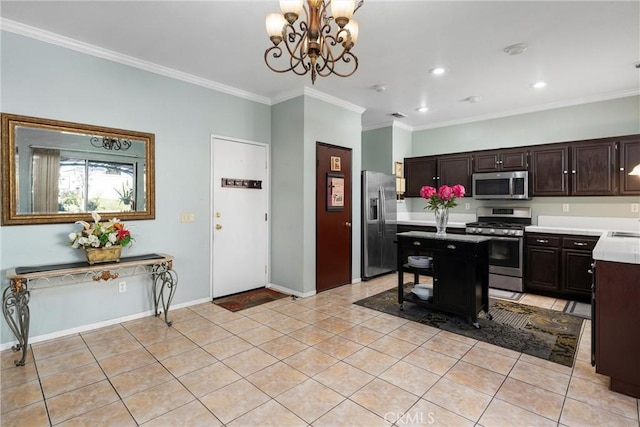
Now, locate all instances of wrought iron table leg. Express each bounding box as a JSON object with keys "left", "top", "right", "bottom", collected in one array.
[
  {"left": 152, "top": 266, "right": 177, "bottom": 326},
  {"left": 2, "top": 281, "right": 30, "bottom": 366}
]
